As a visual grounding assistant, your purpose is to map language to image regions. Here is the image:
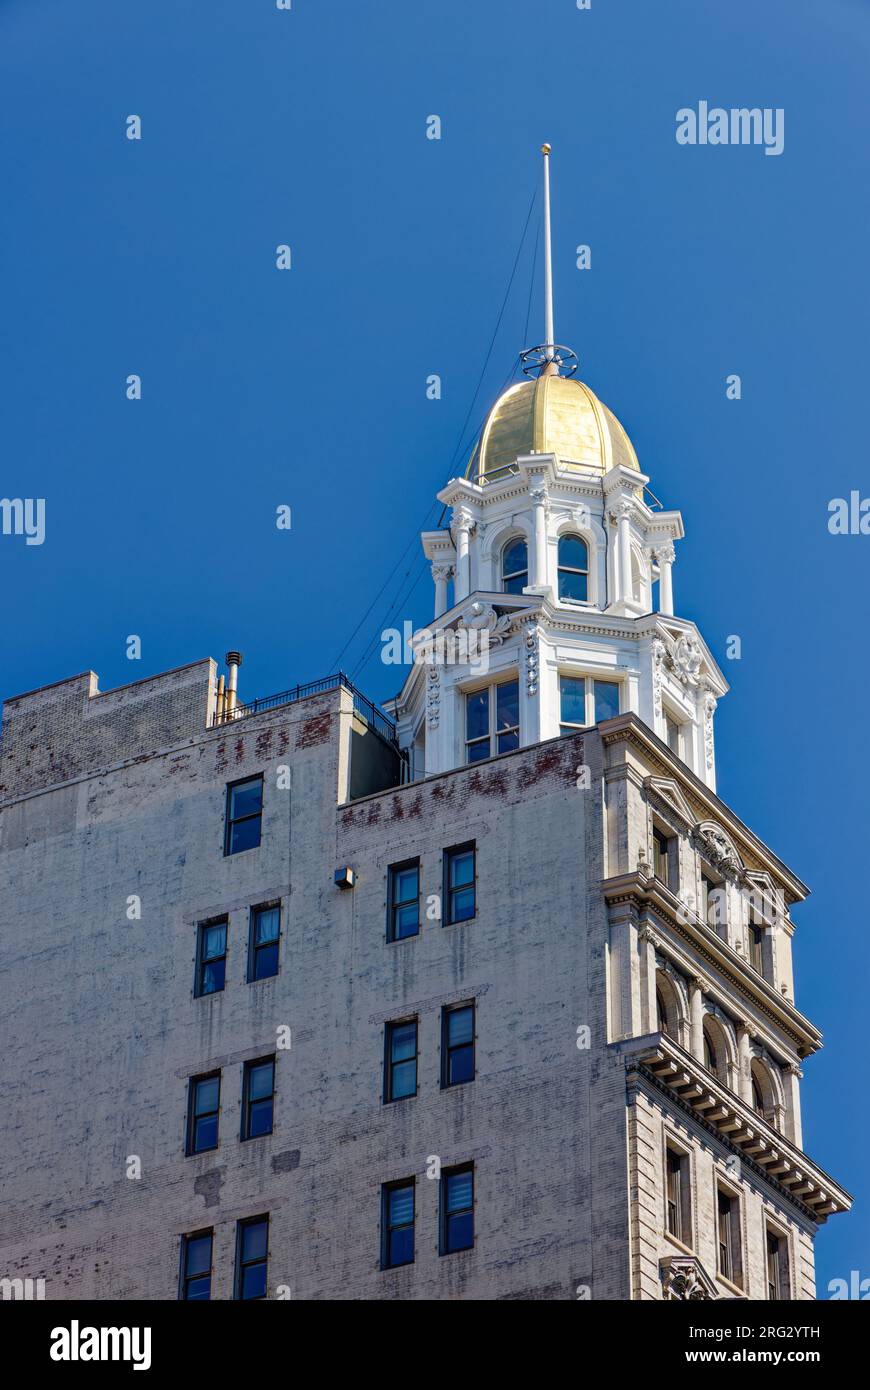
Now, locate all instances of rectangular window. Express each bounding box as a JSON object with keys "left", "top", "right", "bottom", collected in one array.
[
  {"left": 187, "top": 1072, "right": 221, "bottom": 1155},
  {"left": 700, "top": 869, "right": 724, "bottom": 928},
  {"left": 384, "top": 1019, "right": 418, "bottom": 1102},
  {"left": 560, "top": 675, "right": 621, "bottom": 733},
  {"left": 717, "top": 1188, "right": 742, "bottom": 1286},
  {"left": 180, "top": 1229, "right": 213, "bottom": 1300},
  {"left": 442, "top": 1002, "right": 475, "bottom": 1087},
  {"left": 593, "top": 678, "right": 620, "bottom": 723},
  {"left": 388, "top": 860, "right": 420, "bottom": 942},
  {"left": 652, "top": 827, "right": 672, "bottom": 886},
  {"left": 225, "top": 775, "right": 263, "bottom": 855},
  {"left": 665, "top": 1146, "right": 691, "bottom": 1245},
  {"left": 195, "top": 919, "right": 227, "bottom": 997},
  {"left": 242, "top": 1057, "right": 275, "bottom": 1139},
  {"left": 445, "top": 843, "right": 476, "bottom": 924},
  {"left": 248, "top": 904, "right": 280, "bottom": 982},
  {"left": 665, "top": 712, "right": 681, "bottom": 756},
  {"left": 465, "top": 679, "right": 519, "bottom": 762},
  {"left": 749, "top": 923, "right": 764, "bottom": 975},
  {"left": 381, "top": 1180, "right": 415, "bottom": 1269},
  {"left": 235, "top": 1215, "right": 269, "bottom": 1300},
  {"left": 766, "top": 1228, "right": 789, "bottom": 1300},
  {"left": 440, "top": 1164, "right": 474, "bottom": 1254},
  {"left": 559, "top": 675, "right": 586, "bottom": 733}
]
